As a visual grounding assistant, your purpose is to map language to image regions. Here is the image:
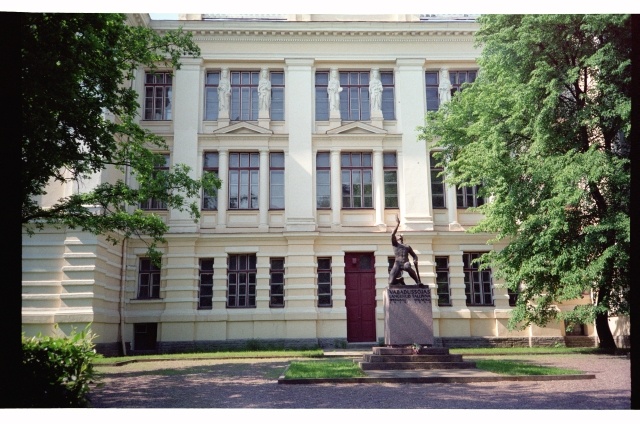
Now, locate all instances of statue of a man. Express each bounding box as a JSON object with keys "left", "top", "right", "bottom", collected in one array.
[
  {"left": 388, "top": 216, "right": 422, "bottom": 286},
  {"left": 218, "top": 68, "right": 231, "bottom": 112},
  {"left": 438, "top": 67, "right": 452, "bottom": 105}
]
